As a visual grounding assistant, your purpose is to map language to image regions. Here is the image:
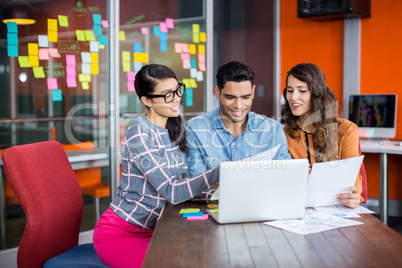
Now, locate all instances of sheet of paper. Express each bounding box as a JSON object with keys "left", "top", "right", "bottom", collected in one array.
[
  {"left": 306, "top": 205, "right": 360, "bottom": 218},
  {"left": 305, "top": 156, "right": 364, "bottom": 207}
]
